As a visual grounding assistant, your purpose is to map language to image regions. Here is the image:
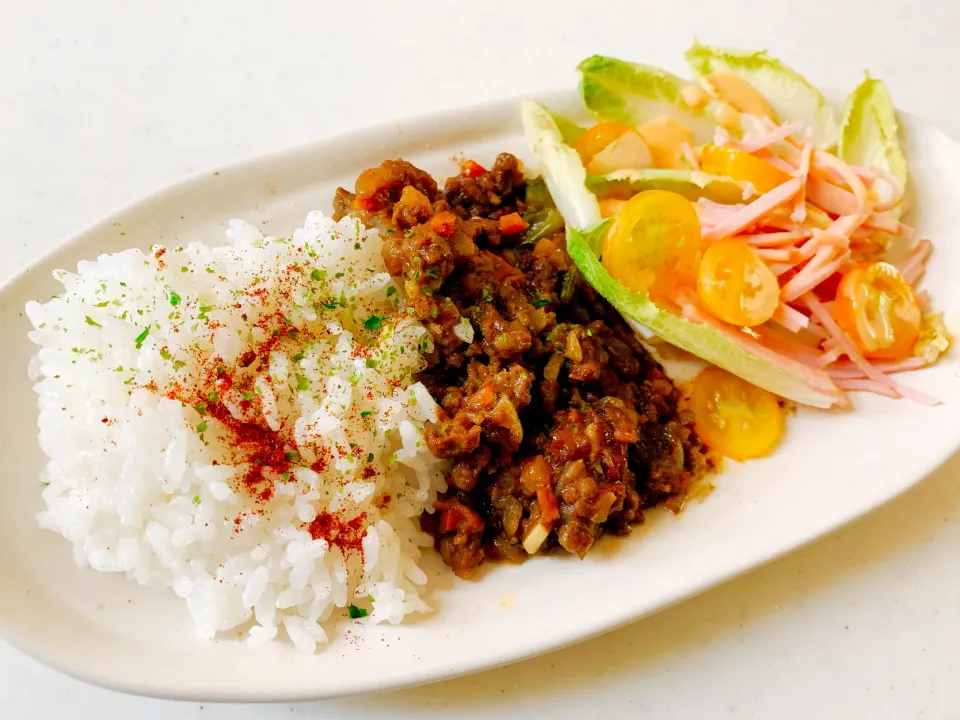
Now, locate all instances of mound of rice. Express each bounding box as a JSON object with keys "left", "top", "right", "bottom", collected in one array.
[{"left": 25, "top": 211, "right": 447, "bottom": 652}]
